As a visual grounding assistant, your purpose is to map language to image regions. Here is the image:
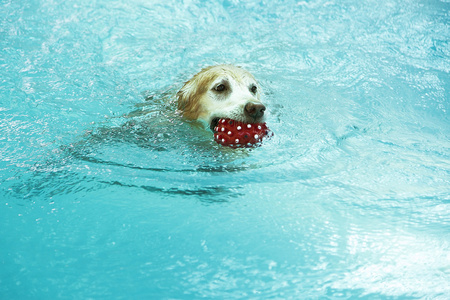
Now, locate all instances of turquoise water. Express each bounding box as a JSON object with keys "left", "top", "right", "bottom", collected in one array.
[{"left": 1, "top": 0, "right": 449, "bottom": 298}]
